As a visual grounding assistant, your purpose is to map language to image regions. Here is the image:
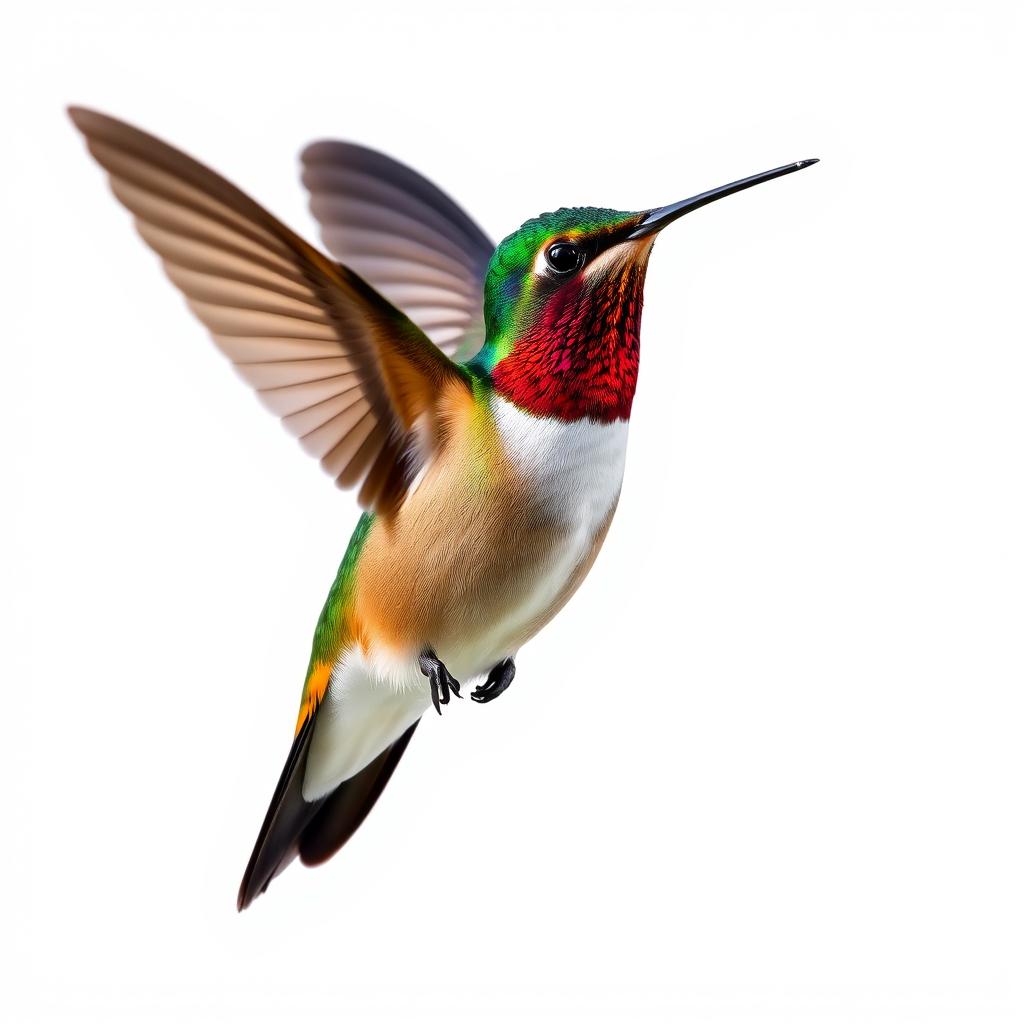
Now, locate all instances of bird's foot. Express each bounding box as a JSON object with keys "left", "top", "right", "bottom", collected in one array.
[
  {"left": 419, "top": 648, "right": 462, "bottom": 715},
  {"left": 471, "top": 657, "right": 516, "bottom": 704}
]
